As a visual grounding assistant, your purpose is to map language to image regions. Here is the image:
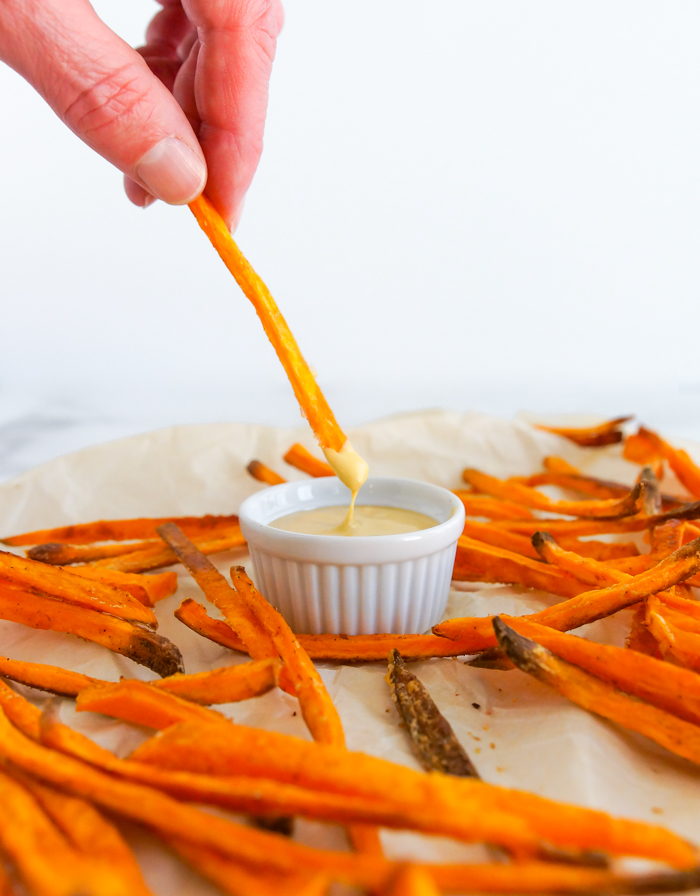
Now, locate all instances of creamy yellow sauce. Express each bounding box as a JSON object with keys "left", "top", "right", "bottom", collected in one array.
[
  {"left": 270, "top": 505, "right": 438, "bottom": 537},
  {"left": 322, "top": 439, "right": 369, "bottom": 531}
]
